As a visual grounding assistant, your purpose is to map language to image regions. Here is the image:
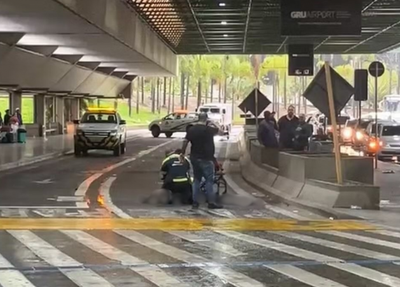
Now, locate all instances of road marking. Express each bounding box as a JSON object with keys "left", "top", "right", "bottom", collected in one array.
[
  {"left": 266, "top": 264, "right": 346, "bottom": 287},
  {"left": 8, "top": 230, "right": 114, "bottom": 287},
  {"left": 100, "top": 176, "right": 129, "bottom": 219},
  {"left": 115, "top": 230, "right": 265, "bottom": 287},
  {"left": 273, "top": 231, "right": 400, "bottom": 261},
  {"left": 0, "top": 206, "right": 87, "bottom": 209},
  {"left": 217, "top": 230, "right": 400, "bottom": 287},
  {"left": 368, "top": 229, "right": 400, "bottom": 239},
  {"left": 74, "top": 140, "right": 174, "bottom": 209},
  {"left": 168, "top": 231, "right": 246, "bottom": 257},
  {"left": 321, "top": 231, "right": 400, "bottom": 251},
  {"left": 0, "top": 218, "right": 376, "bottom": 230},
  {"left": 33, "top": 178, "right": 54, "bottom": 184},
  {"left": 62, "top": 230, "right": 190, "bottom": 287},
  {"left": 0, "top": 254, "right": 35, "bottom": 287}
]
